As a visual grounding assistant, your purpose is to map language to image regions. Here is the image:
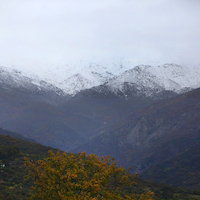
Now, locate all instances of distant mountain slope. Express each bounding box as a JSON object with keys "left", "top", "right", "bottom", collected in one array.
[
  {"left": 58, "top": 89, "right": 167, "bottom": 139},
  {"left": 73, "top": 88, "right": 200, "bottom": 183},
  {"left": 0, "top": 90, "right": 85, "bottom": 150},
  {"left": 140, "top": 141, "right": 200, "bottom": 190}
]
